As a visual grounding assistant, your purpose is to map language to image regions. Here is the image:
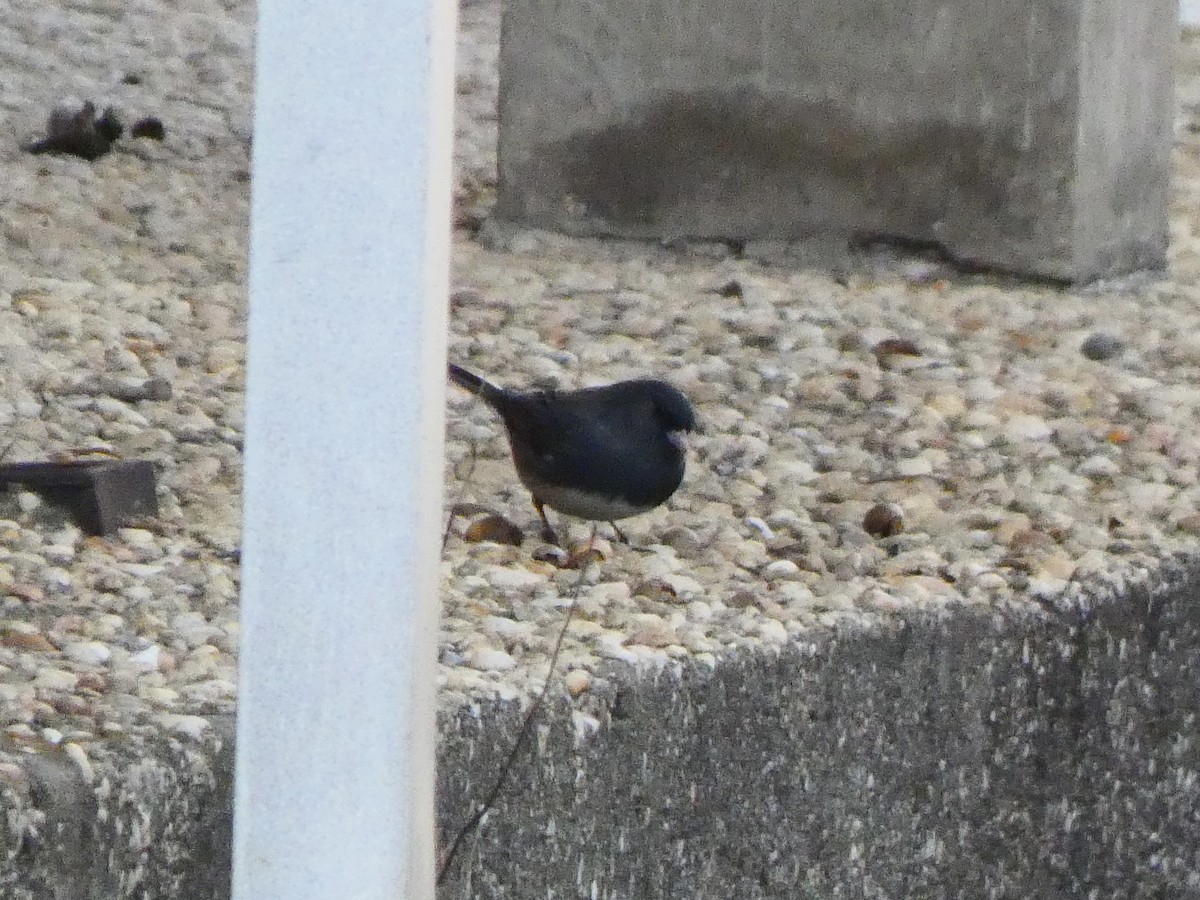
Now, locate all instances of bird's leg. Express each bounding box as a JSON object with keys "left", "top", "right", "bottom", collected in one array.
[
  {"left": 533, "top": 497, "right": 559, "bottom": 545},
  {"left": 609, "top": 521, "right": 628, "bottom": 544}
]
